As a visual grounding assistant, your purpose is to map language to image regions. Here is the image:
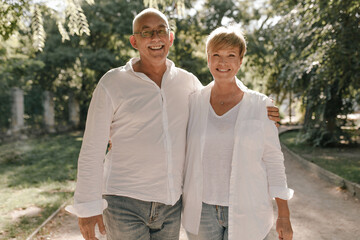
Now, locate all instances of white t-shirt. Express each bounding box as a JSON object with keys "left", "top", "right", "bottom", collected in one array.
[{"left": 202, "top": 101, "right": 242, "bottom": 206}]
